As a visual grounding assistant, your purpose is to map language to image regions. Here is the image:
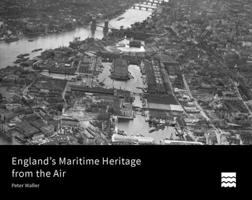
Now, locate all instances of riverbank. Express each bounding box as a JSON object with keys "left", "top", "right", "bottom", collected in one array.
[
  {"left": 0, "top": 1, "right": 156, "bottom": 145},
  {"left": 0, "top": 0, "right": 141, "bottom": 43},
  {"left": 0, "top": 1, "right": 179, "bottom": 145},
  {"left": 0, "top": 7, "right": 152, "bottom": 69}
]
